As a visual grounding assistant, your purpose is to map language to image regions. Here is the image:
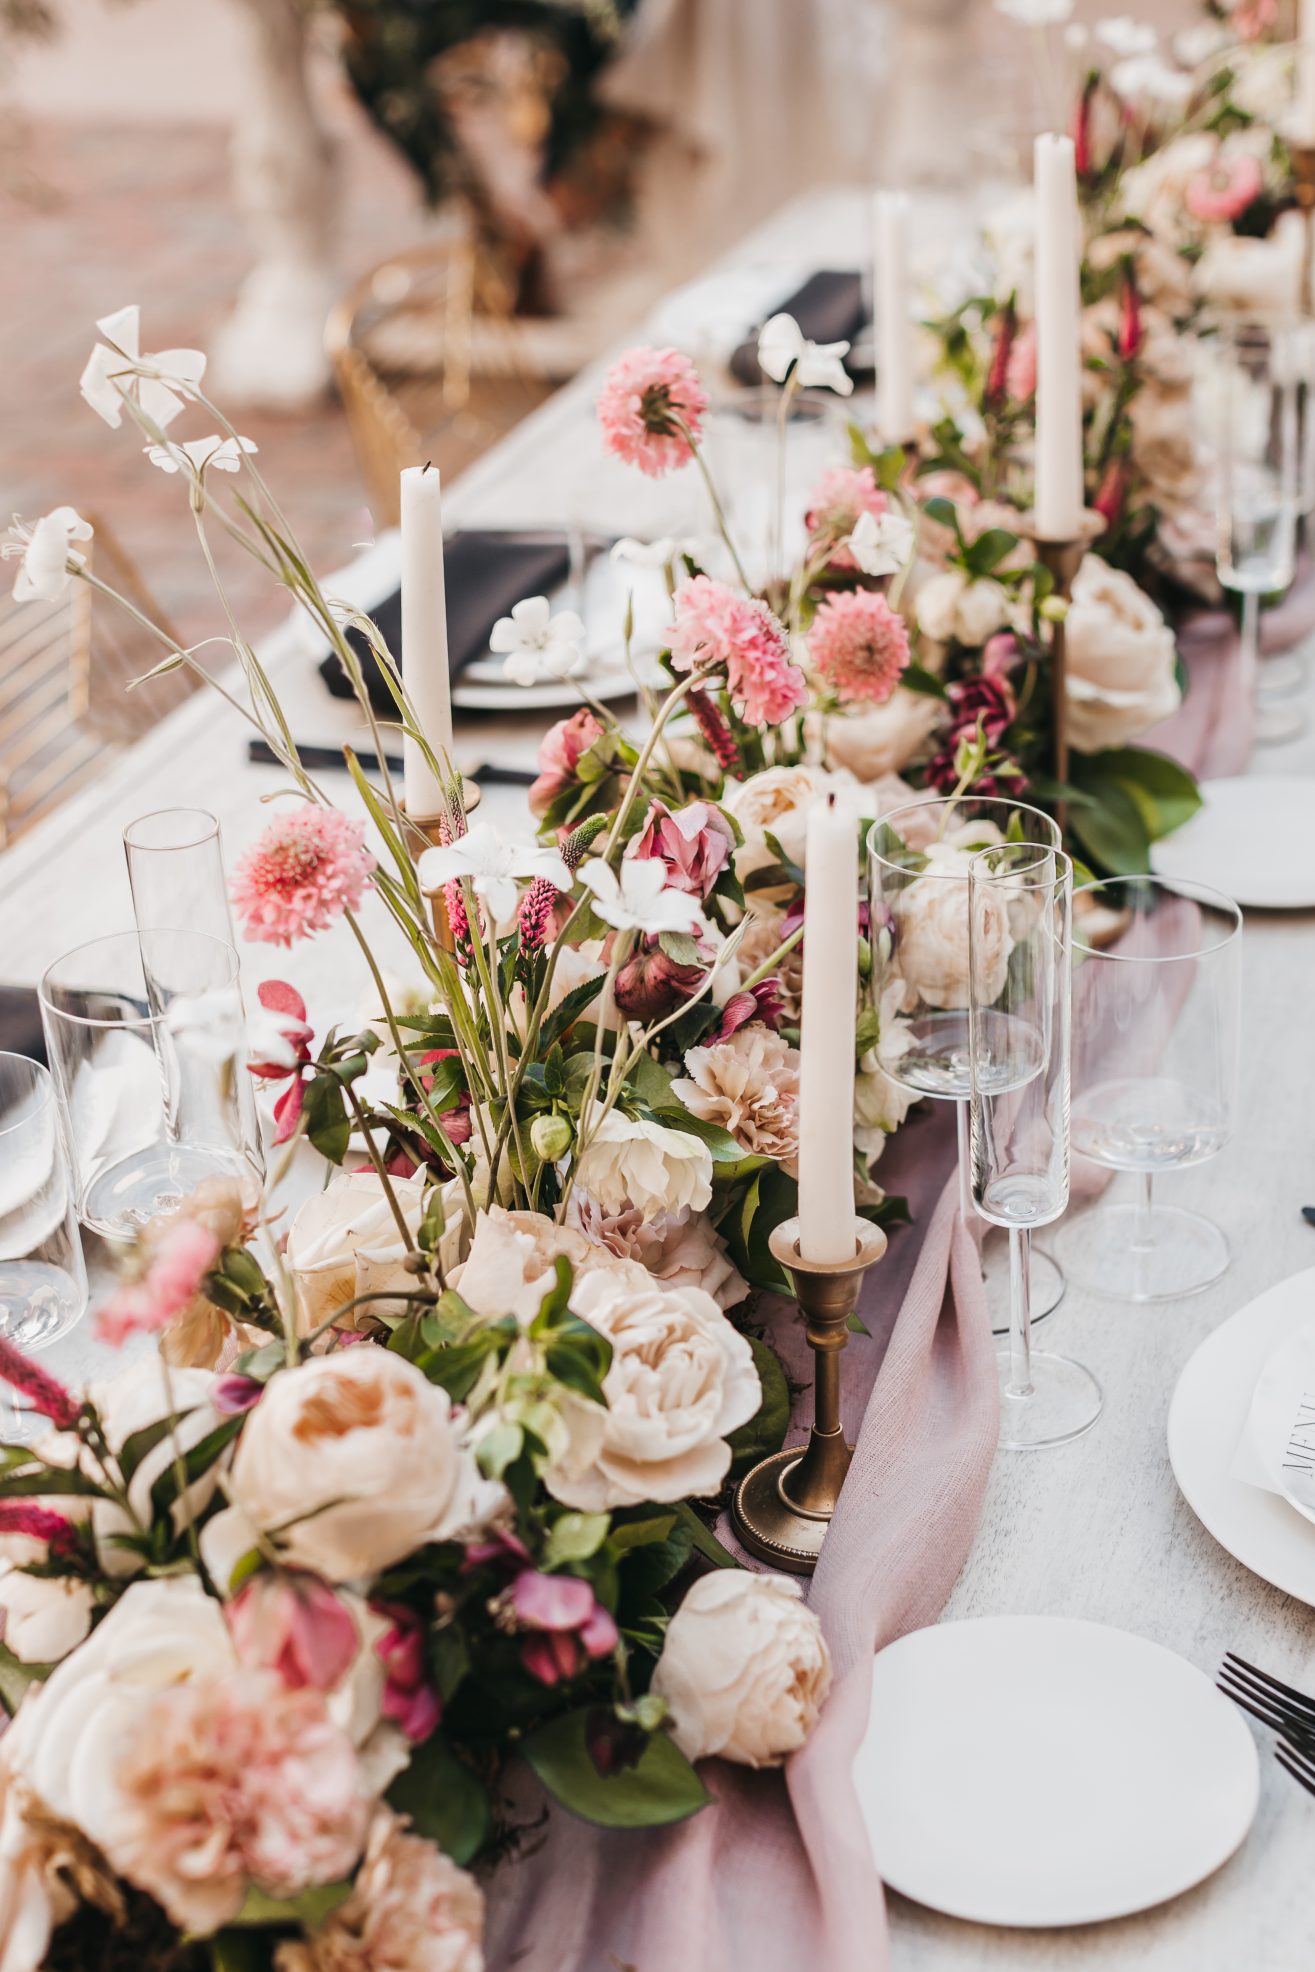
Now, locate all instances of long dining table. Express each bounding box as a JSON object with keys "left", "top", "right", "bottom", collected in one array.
[{"left": 2, "top": 185, "right": 1314, "bottom": 1969}]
